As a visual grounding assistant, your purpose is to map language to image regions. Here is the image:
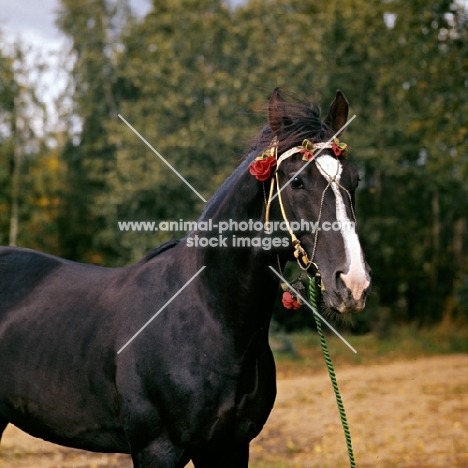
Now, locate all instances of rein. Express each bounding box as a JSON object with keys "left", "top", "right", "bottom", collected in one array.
[
  {"left": 257, "top": 137, "right": 357, "bottom": 467},
  {"left": 308, "top": 275, "right": 356, "bottom": 468}
]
